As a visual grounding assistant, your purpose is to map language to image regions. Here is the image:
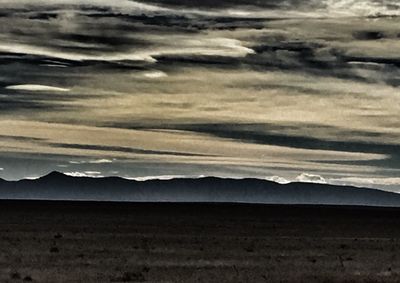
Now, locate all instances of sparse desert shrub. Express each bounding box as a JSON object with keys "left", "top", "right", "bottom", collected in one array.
[
  {"left": 244, "top": 245, "right": 254, "bottom": 253},
  {"left": 308, "top": 257, "right": 317, "bottom": 263},
  {"left": 10, "top": 272, "right": 21, "bottom": 279},
  {"left": 54, "top": 233, "right": 63, "bottom": 239},
  {"left": 50, "top": 247, "right": 59, "bottom": 253}
]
